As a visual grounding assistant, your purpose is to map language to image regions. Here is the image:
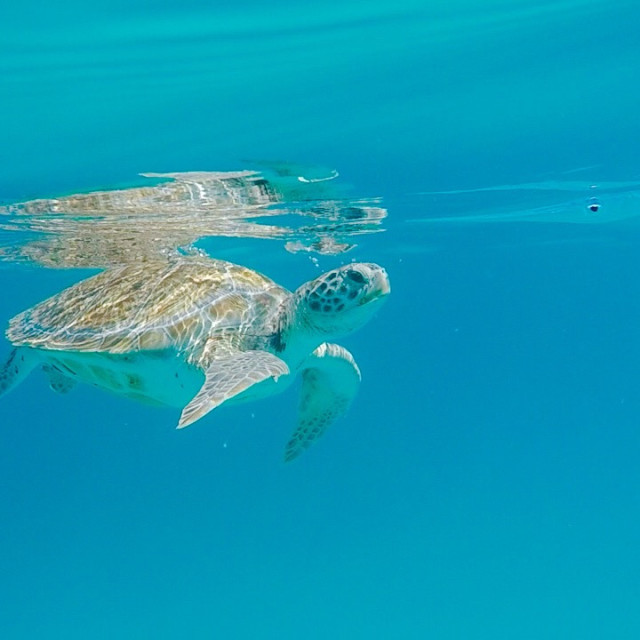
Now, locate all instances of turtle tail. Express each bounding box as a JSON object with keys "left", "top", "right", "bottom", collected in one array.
[{"left": 0, "top": 348, "right": 37, "bottom": 397}]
